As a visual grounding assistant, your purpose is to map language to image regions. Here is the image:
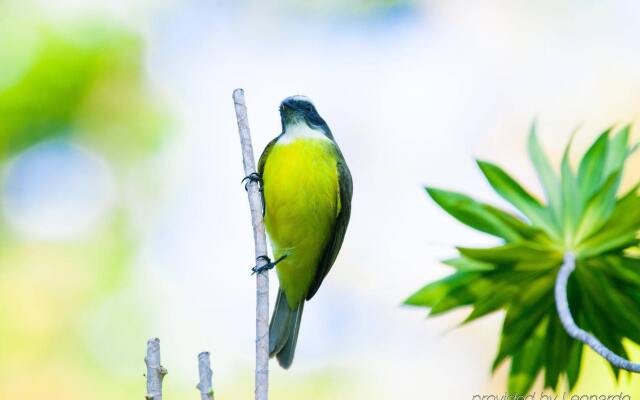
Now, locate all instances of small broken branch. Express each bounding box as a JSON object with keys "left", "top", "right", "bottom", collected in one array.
[
  {"left": 145, "top": 338, "right": 167, "bottom": 400},
  {"left": 197, "top": 352, "right": 214, "bottom": 400},
  {"left": 233, "top": 88, "right": 271, "bottom": 400},
  {"left": 555, "top": 252, "right": 640, "bottom": 372}
]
